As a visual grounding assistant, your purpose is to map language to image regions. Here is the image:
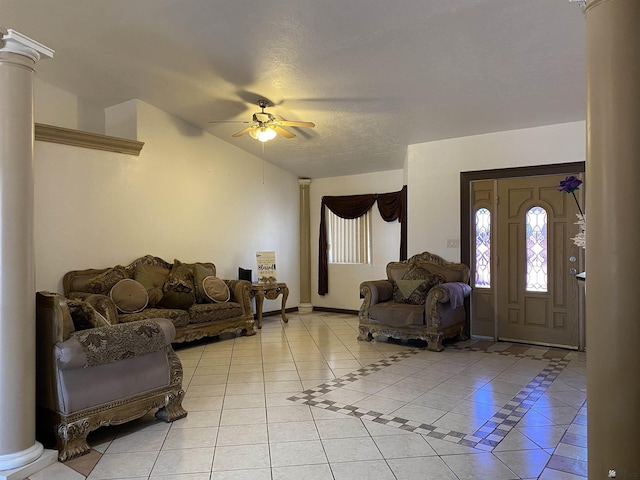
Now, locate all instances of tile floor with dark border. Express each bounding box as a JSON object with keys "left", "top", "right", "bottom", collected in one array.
[
  {"left": 31, "top": 312, "right": 588, "bottom": 480},
  {"left": 288, "top": 339, "right": 586, "bottom": 478}
]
